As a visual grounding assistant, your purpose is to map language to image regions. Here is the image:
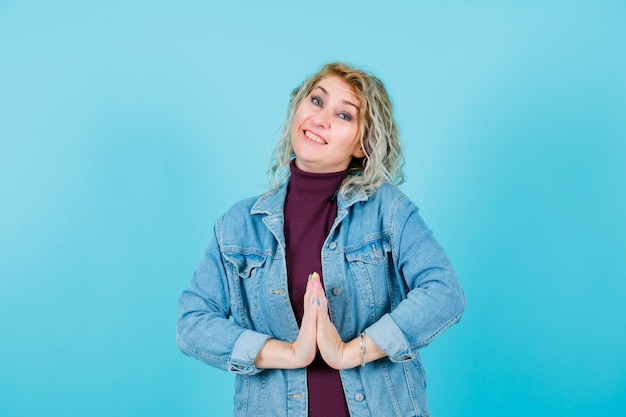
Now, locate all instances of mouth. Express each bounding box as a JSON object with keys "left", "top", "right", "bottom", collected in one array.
[{"left": 304, "top": 130, "right": 327, "bottom": 145}]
